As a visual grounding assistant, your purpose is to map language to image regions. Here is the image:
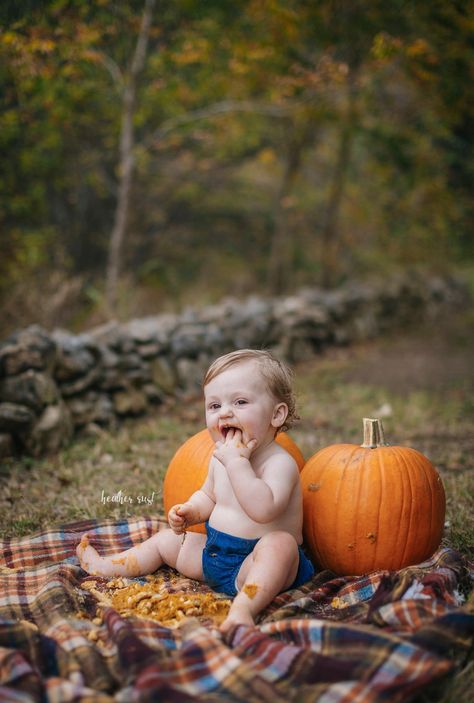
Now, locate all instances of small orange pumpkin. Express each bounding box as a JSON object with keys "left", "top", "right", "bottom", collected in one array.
[
  {"left": 300, "top": 418, "right": 446, "bottom": 575},
  {"left": 163, "top": 428, "right": 305, "bottom": 534}
]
